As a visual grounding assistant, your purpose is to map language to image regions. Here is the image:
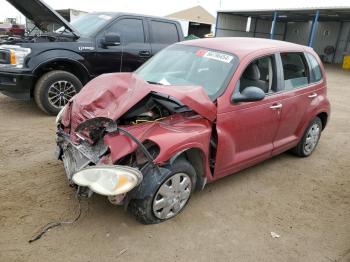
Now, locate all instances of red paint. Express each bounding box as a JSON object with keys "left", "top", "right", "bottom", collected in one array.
[
  {"left": 62, "top": 73, "right": 216, "bottom": 134},
  {"left": 62, "top": 38, "right": 330, "bottom": 184}
]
